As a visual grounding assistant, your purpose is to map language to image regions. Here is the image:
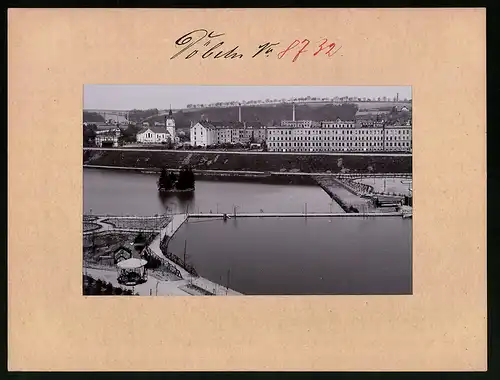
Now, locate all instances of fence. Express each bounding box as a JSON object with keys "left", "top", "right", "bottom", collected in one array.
[{"left": 141, "top": 246, "right": 183, "bottom": 279}]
